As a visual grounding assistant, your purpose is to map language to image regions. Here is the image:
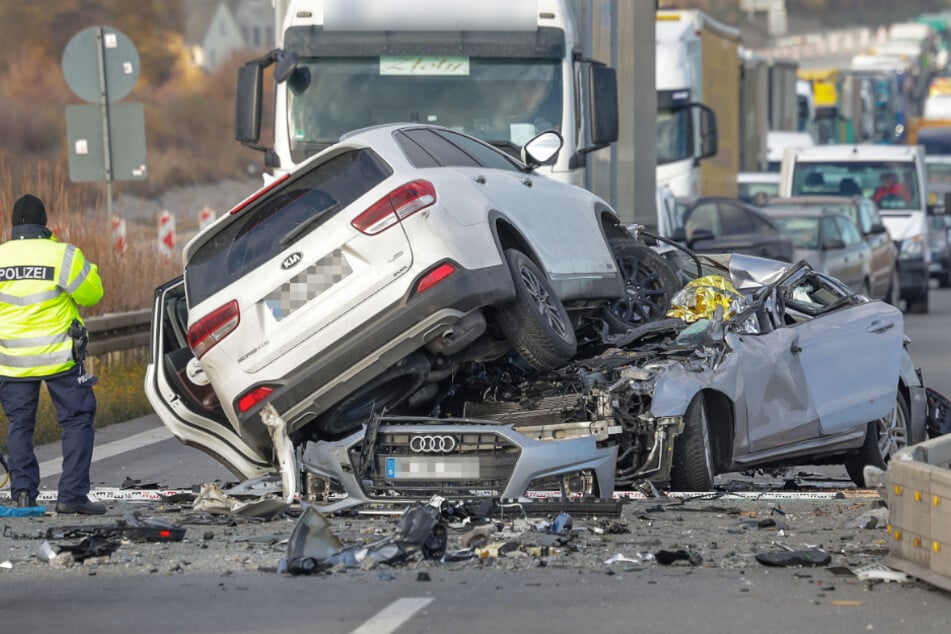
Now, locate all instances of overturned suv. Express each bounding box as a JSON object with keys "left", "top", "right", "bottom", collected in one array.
[{"left": 145, "top": 123, "right": 675, "bottom": 495}]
